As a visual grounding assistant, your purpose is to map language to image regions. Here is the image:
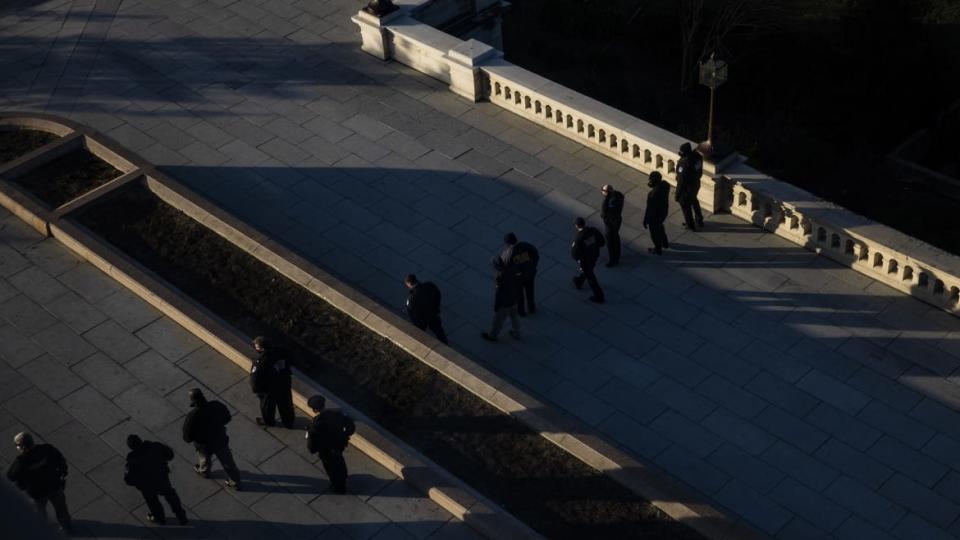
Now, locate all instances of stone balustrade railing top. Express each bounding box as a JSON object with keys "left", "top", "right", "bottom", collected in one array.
[{"left": 351, "top": 1, "right": 960, "bottom": 317}]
